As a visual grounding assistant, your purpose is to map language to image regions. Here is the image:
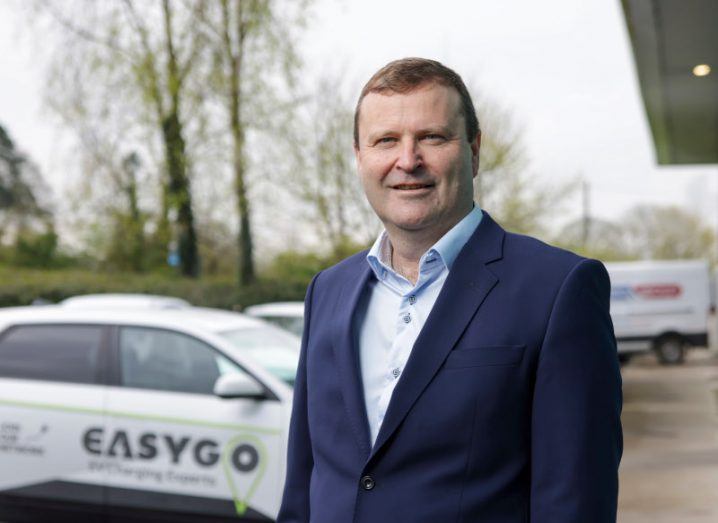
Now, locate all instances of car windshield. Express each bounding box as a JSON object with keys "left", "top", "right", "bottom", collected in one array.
[
  {"left": 260, "top": 316, "right": 304, "bottom": 337},
  {"left": 219, "top": 326, "right": 300, "bottom": 386}
]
